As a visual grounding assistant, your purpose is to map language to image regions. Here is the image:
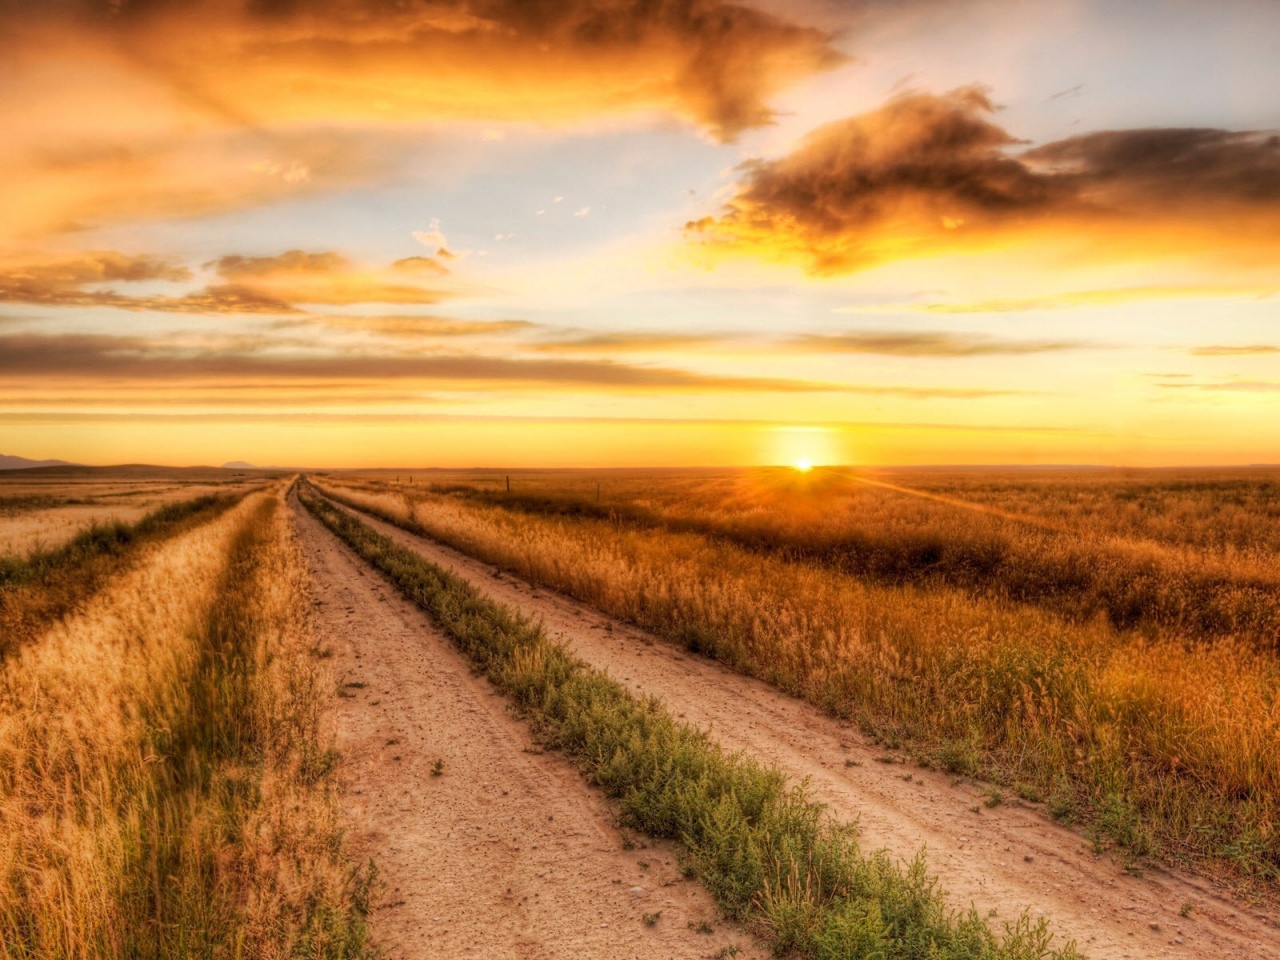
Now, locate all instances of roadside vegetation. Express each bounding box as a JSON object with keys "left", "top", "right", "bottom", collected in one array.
[
  {"left": 300, "top": 483, "right": 1079, "bottom": 960},
  {"left": 0, "top": 492, "right": 247, "bottom": 655},
  {"left": 0, "top": 488, "right": 374, "bottom": 958},
  {"left": 316, "top": 472, "right": 1280, "bottom": 890}
]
